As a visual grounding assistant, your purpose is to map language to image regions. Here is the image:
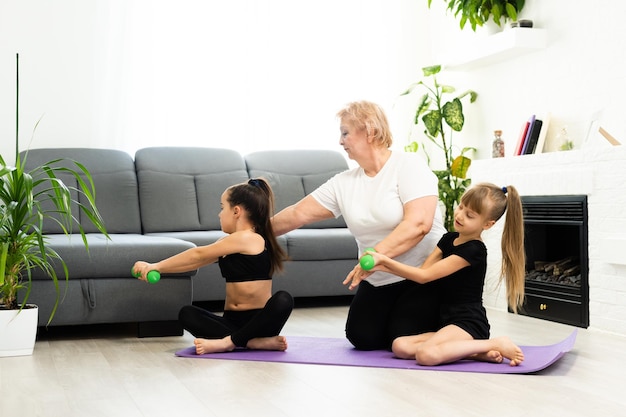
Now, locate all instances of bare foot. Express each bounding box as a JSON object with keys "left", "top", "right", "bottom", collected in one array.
[
  {"left": 471, "top": 350, "right": 503, "bottom": 364},
  {"left": 194, "top": 337, "right": 236, "bottom": 355},
  {"left": 492, "top": 336, "right": 525, "bottom": 366},
  {"left": 246, "top": 336, "right": 288, "bottom": 351}
]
